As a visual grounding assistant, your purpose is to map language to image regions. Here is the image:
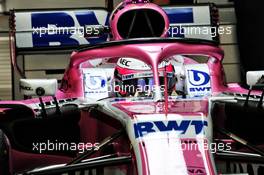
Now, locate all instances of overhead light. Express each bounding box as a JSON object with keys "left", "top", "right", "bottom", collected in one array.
[{"left": 0, "top": 0, "right": 5, "bottom": 13}]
